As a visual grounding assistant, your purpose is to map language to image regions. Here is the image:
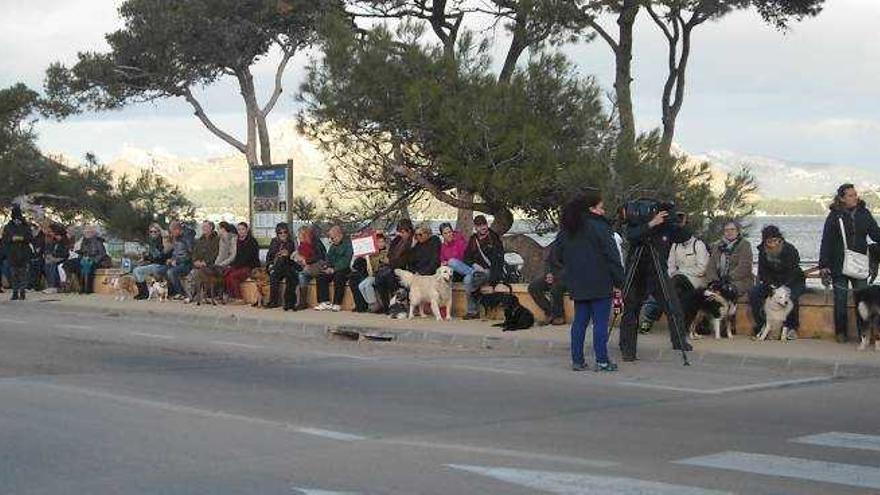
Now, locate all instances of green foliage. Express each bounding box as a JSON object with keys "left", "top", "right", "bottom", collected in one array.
[{"left": 0, "top": 83, "right": 194, "bottom": 240}]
